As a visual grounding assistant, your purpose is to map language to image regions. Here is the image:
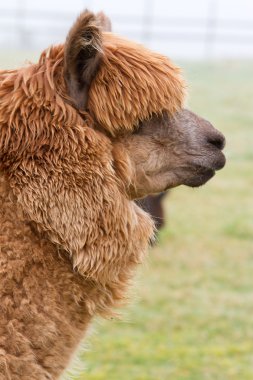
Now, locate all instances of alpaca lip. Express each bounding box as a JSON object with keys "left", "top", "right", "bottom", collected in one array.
[
  {"left": 190, "top": 151, "right": 226, "bottom": 187},
  {"left": 197, "top": 149, "right": 226, "bottom": 172},
  {"left": 213, "top": 150, "right": 226, "bottom": 170}
]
